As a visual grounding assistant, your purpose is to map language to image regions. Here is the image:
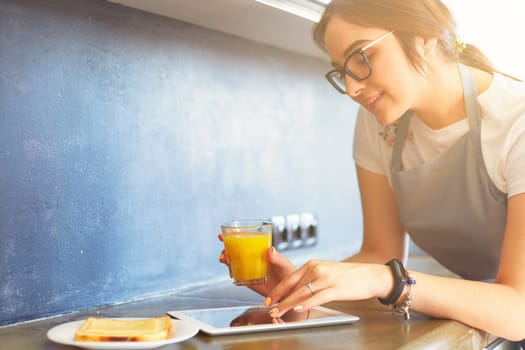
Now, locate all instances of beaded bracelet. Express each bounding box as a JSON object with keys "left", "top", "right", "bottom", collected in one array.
[{"left": 392, "top": 273, "right": 416, "bottom": 320}]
